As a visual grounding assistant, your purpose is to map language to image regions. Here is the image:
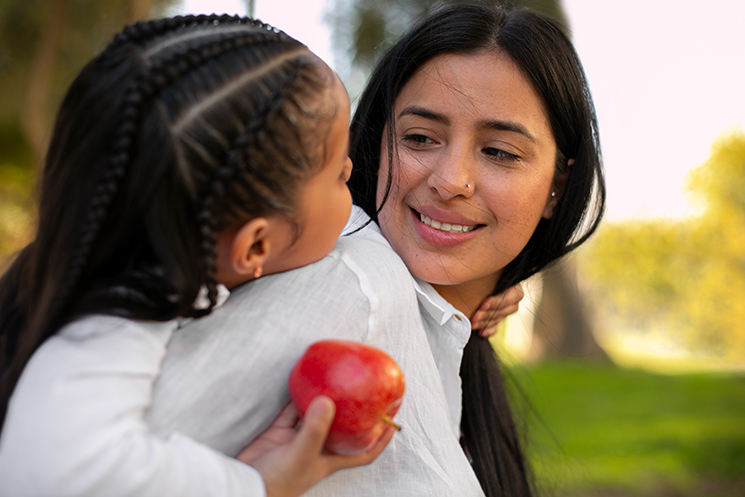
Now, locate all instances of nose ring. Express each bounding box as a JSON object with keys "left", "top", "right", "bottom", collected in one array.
[{"left": 466, "top": 184, "right": 471, "bottom": 188}]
